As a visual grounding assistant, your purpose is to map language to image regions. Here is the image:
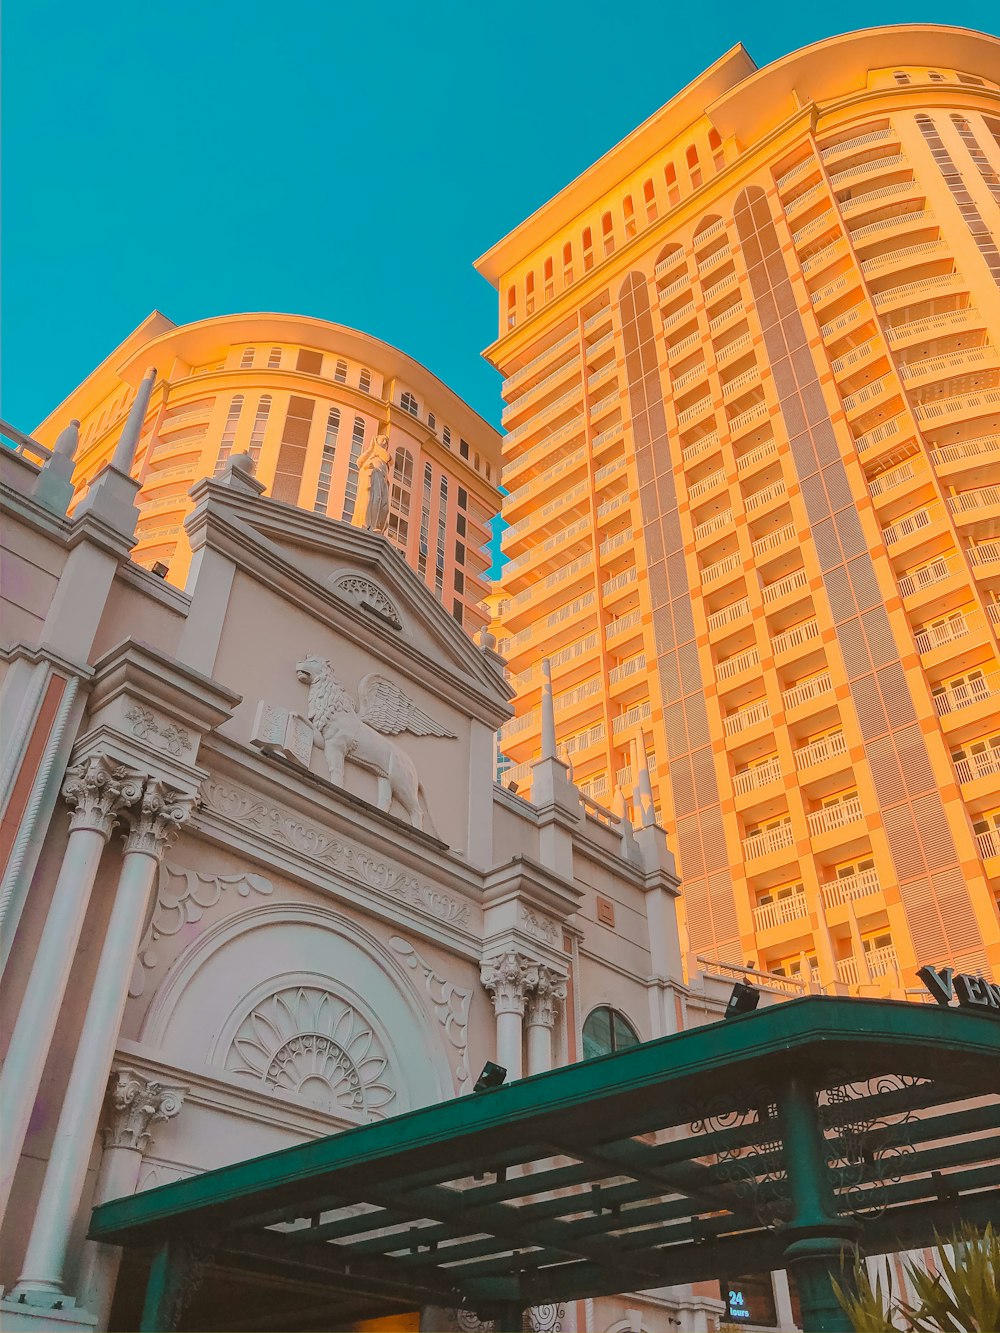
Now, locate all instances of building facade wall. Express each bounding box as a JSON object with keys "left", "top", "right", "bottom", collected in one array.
[{"left": 479, "top": 31, "right": 1000, "bottom": 992}]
